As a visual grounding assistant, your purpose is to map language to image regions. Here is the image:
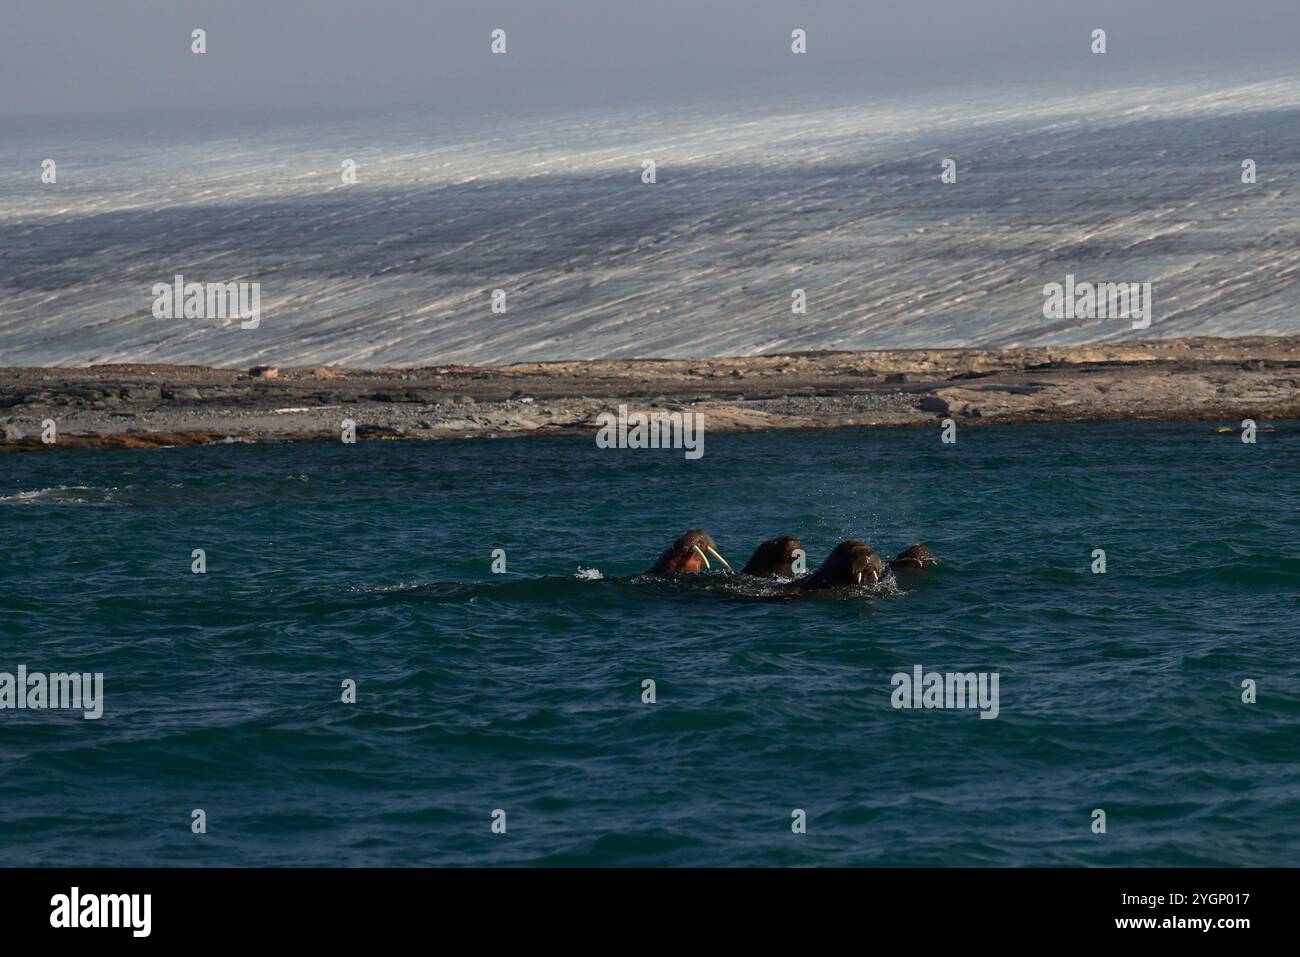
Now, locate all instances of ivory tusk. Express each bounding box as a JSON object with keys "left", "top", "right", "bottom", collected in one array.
[
  {"left": 692, "top": 544, "right": 710, "bottom": 568},
  {"left": 705, "top": 545, "right": 732, "bottom": 571}
]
